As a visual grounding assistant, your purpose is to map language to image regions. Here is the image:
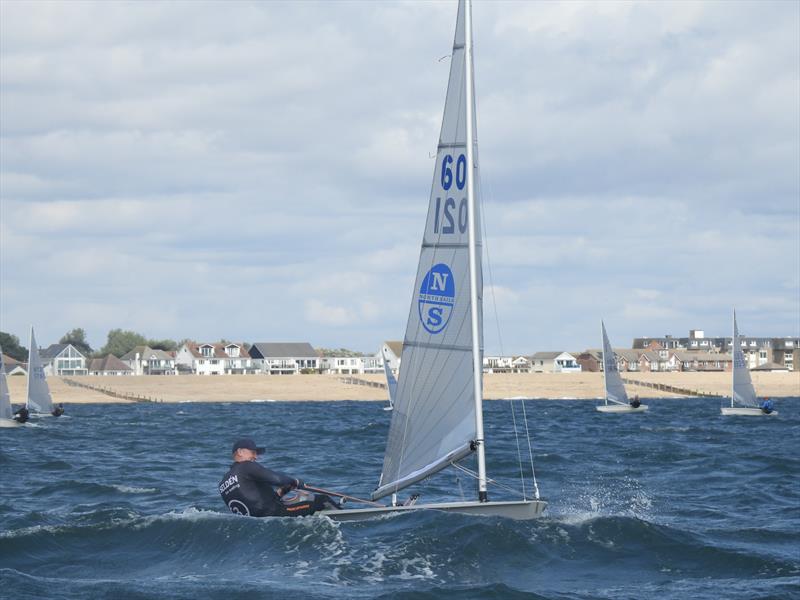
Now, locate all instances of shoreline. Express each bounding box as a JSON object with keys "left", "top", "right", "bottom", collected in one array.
[{"left": 6, "top": 372, "right": 799, "bottom": 404}]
